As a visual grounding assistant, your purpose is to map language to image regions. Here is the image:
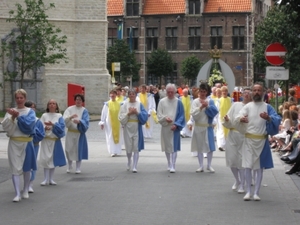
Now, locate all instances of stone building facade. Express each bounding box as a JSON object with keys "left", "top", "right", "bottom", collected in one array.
[
  {"left": 107, "top": 0, "right": 273, "bottom": 87},
  {"left": 0, "top": 0, "right": 110, "bottom": 113}
]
